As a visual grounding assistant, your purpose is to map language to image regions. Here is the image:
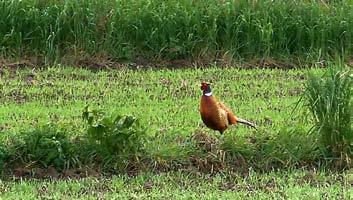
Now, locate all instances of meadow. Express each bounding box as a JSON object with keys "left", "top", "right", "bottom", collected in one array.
[
  {"left": 1, "top": 170, "right": 353, "bottom": 199},
  {"left": 0, "top": 0, "right": 353, "bottom": 198},
  {"left": 0, "top": 67, "right": 320, "bottom": 172},
  {"left": 0, "top": 66, "right": 351, "bottom": 198}
]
